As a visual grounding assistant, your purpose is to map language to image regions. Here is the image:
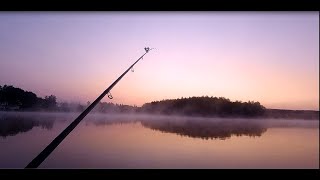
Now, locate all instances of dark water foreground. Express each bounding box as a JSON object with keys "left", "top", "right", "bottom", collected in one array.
[{"left": 0, "top": 112, "right": 318, "bottom": 168}]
